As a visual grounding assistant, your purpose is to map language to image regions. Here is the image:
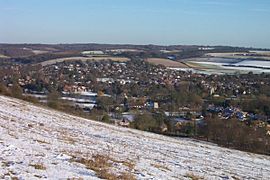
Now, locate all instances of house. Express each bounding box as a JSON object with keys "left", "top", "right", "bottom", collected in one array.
[
  {"left": 81, "top": 51, "right": 104, "bottom": 55},
  {"left": 144, "top": 100, "right": 159, "bottom": 109},
  {"left": 235, "top": 111, "right": 245, "bottom": 121},
  {"left": 154, "top": 102, "right": 159, "bottom": 109}
]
